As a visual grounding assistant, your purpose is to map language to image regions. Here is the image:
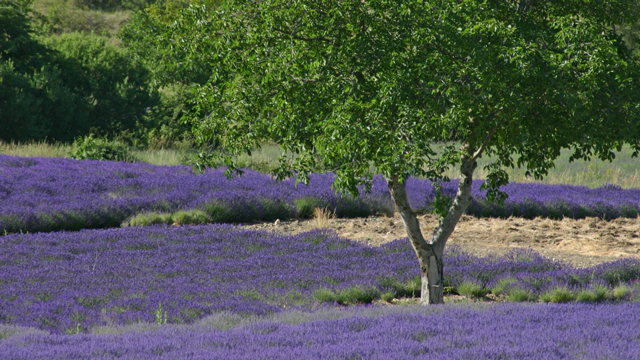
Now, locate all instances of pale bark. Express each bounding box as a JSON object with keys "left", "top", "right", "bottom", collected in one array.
[
  {"left": 388, "top": 175, "right": 443, "bottom": 304},
  {"left": 387, "top": 155, "right": 477, "bottom": 305}
]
